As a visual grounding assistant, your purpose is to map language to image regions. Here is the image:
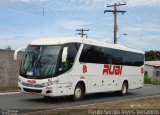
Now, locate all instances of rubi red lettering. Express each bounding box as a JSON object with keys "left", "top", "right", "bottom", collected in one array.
[
  {"left": 103, "top": 64, "right": 122, "bottom": 75},
  {"left": 103, "top": 65, "right": 109, "bottom": 75},
  {"left": 27, "top": 80, "right": 36, "bottom": 84}
]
